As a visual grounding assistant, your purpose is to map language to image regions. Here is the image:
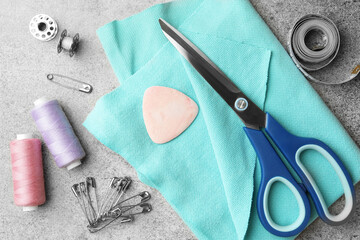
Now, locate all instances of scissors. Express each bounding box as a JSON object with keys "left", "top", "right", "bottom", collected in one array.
[{"left": 159, "top": 19, "right": 356, "bottom": 237}]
